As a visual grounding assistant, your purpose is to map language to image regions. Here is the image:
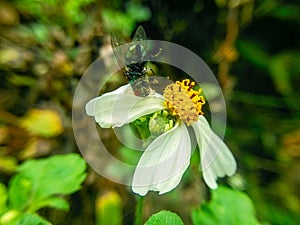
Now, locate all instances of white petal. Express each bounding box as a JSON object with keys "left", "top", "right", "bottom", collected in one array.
[
  {"left": 102, "top": 84, "right": 132, "bottom": 96},
  {"left": 86, "top": 86, "right": 165, "bottom": 128},
  {"left": 85, "top": 84, "right": 131, "bottom": 116},
  {"left": 192, "top": 116, "right": 237, "bottom": 189},
  {"left": 132, "top": 122, "right": 191, "bottom": 196}
]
